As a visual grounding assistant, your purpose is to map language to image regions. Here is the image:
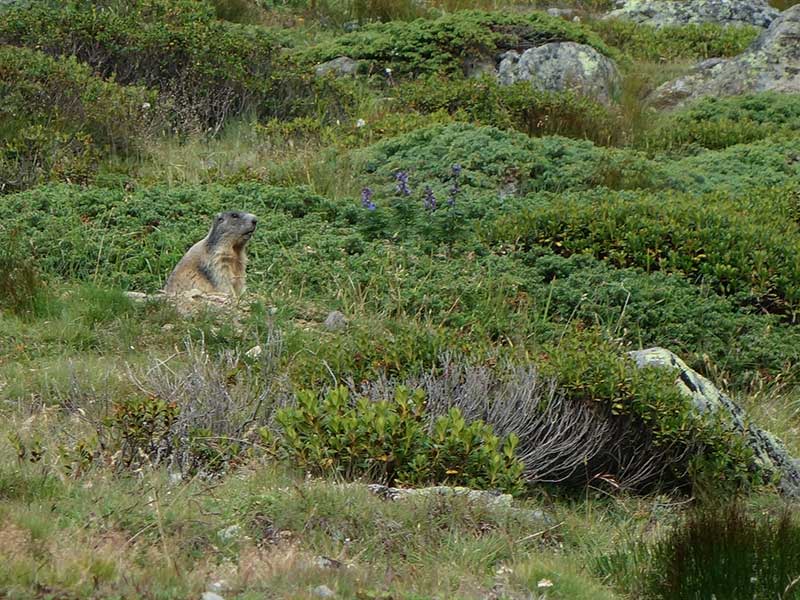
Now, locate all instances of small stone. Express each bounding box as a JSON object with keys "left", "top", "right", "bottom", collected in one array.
[
  {"left": 314, "top": 555, "right": 343, "bottom": 569},
  {"left": 161, "top": 323, "right": 175, "bottom": 332},
  {"left": 315, "top": 56, "right": 359, "bottom": 78},
  {"left": 208, "top": 580, "right": 229, "bottom": 593},
  {"left": 201, "top": 593, "right": 225, "bottom": 600},
  {"left": 245, "top": 345, "right": 262, "bottom": 358},
  {"left": 312, "top": 585, "right": 336, "bottom": 598},
  {"left": 217, "top": 525, "right": 241, "bottom": 542},
  {"left": 324, "top": 310, "right": 348, "bottom": 331}
]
